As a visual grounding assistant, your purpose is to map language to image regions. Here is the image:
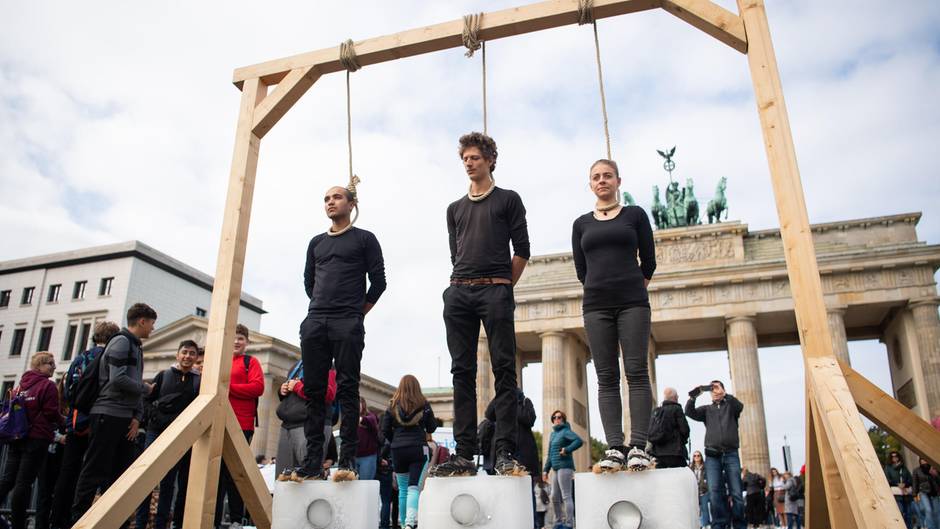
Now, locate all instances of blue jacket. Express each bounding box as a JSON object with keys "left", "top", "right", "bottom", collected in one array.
[{"left": 543, "top": 422, "right": 583, "bottom": 472}]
